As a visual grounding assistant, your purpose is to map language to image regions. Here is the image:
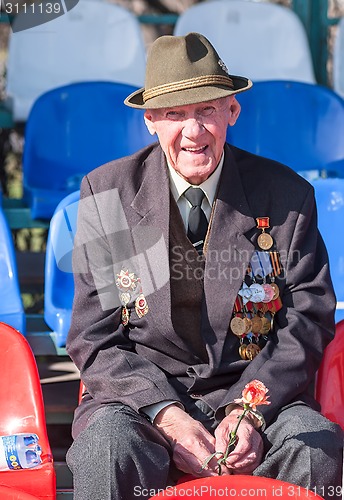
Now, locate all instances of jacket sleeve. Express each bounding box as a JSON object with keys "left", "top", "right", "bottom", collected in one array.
[
  {"left": 216, "top": 185, "right": 336, "bottom": 425},
  {"left": 66, "top": 176, "right": 183, "bottom": 413}
]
